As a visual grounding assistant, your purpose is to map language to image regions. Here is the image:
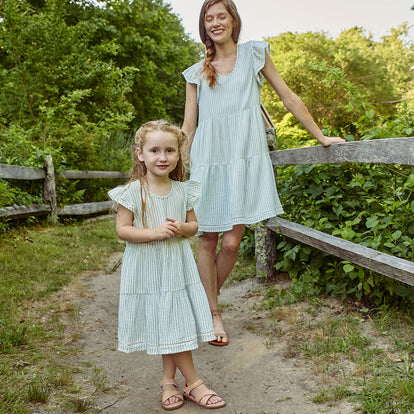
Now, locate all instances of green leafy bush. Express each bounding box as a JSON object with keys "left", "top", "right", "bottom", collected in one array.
[{"left": 275, "top": 160, "right": 414, "bottom": 305}]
